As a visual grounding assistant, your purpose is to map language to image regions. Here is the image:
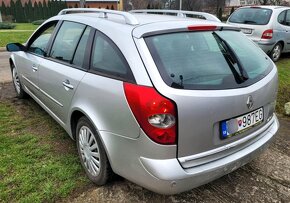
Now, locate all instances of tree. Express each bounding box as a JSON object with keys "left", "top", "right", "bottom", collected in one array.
[
  {"left": 43, "top": 0, "right": 48, "bottom": 20},
  {"left": 230, "top": 6, "right": 234, "bottom": 15},
  {"left": 38, "top": 1, "right": 44, "bottom": 20},
  {"left": 259, "top": 0, "right": 269, "bottom": 4},
  {"left": 147, "top": 3, "right": 151, "bottom": 9},
  {"left": 10, "top": 0, "right": 16, "bottom": 22},
  {"left": 27, "top": 0, "right": 33, "bottom": 22},
  {"left": 218, "top": 7, "right": 222, "bottom": 20},
  {"left": 15, "top": 0, "right": 25, "bottom": 22},
  {"left": 1, "top": 1, "right": 7, "bottom": 16},
  {"left": 111, "top": 5, "right": 114, "bottom": 10},
  {"left": 33, "top": 1, "right": 39, "bottom": 20}
]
